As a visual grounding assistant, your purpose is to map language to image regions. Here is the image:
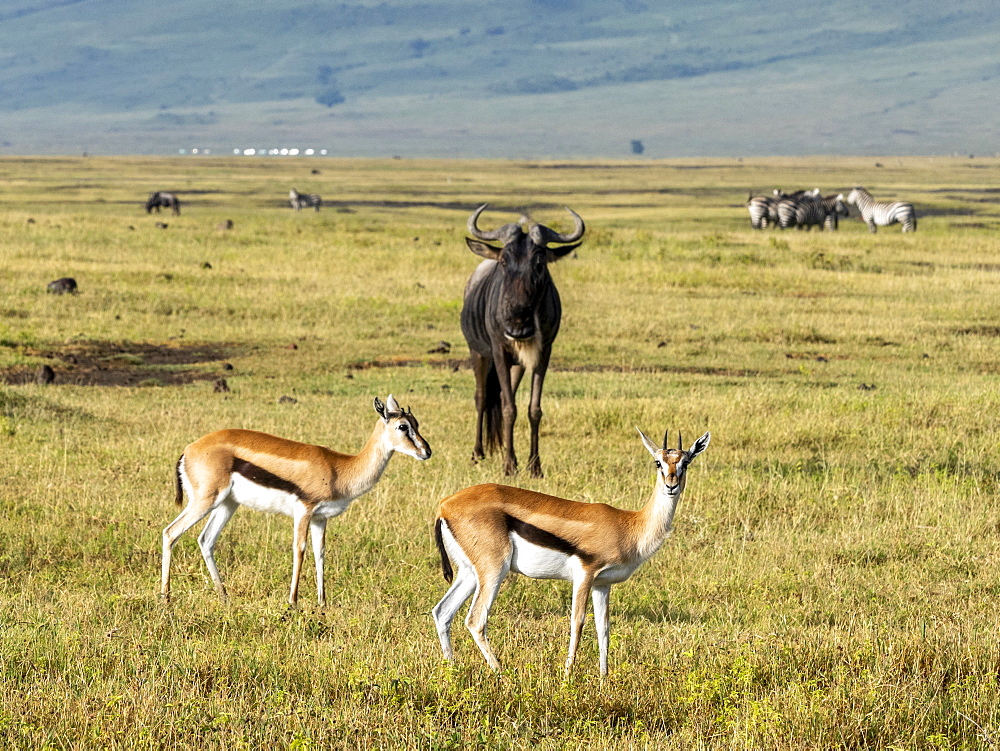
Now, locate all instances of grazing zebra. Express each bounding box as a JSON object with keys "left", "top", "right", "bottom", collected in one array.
[
  {"left": 289, "top": 189, "right": 322, "bottom": 211},
  {"left": 747, "top": 193, "right": 779, "bottom": 229},
  {"left": 777, "top": 190, "right": 844, "bottom": 231},
  {"left": 846, "top": 186, "right": 916, "bottom": 233},
  {"left": 146, "top": 192, "right": 180, "bottom": 215},
  {"left": 819, "top": 193, "right": 850, "bottom": 230}
]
